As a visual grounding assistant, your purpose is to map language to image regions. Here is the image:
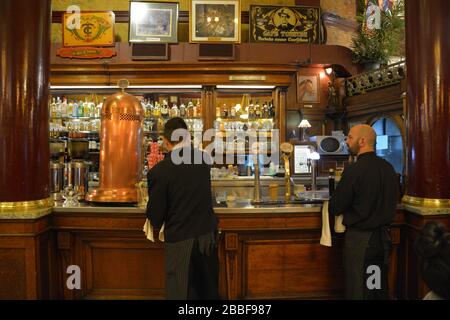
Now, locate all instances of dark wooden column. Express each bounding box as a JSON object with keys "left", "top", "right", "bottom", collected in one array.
[
  {"left": 403, "top": 0, "right": 450, "bottom": 207},
  {"left": 0, "top": 0, "right": 53, "bottom": 300},
  {"left": 0, "top": 0, "right": 51, "bottom": 205}
]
